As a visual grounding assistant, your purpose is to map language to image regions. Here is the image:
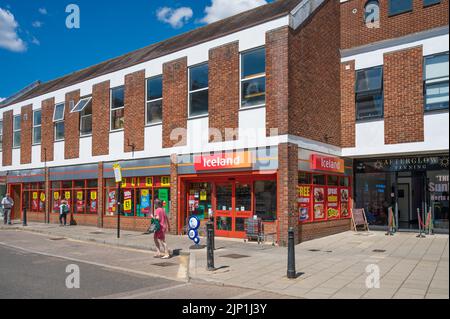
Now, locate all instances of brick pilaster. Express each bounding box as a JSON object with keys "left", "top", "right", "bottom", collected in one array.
[
  {"left": 2, "top": 110, "right": 13, "bottom": 166},
  {"left": 65, "top": 90, "right": 81, "bottom": 159},
  {"left": 41, "top": 98, "right": 55, "bottom": 162},
  {"left": 124, "top": 70, "right": 145, "bottom": 152},
  {"left": 92, "top": 81, "right": 110, "bottom": 156},
  {"left": 341, "top": 61, "right": 356, "bottom": 148},
  {"left": 20, "top": 105, "right": 33, "bottom": 164}
]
